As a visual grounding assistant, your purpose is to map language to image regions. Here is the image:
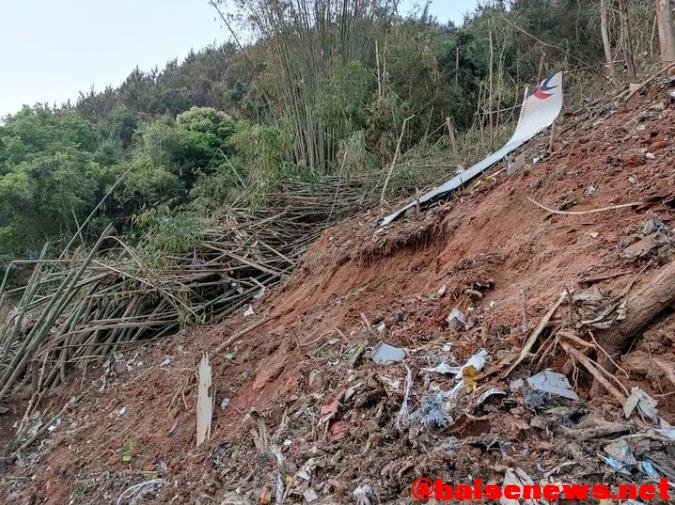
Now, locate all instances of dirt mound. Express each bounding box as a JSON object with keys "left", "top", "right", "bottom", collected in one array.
[{"left": 2, "top": 84, "right": 675, "bottom": 504}]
